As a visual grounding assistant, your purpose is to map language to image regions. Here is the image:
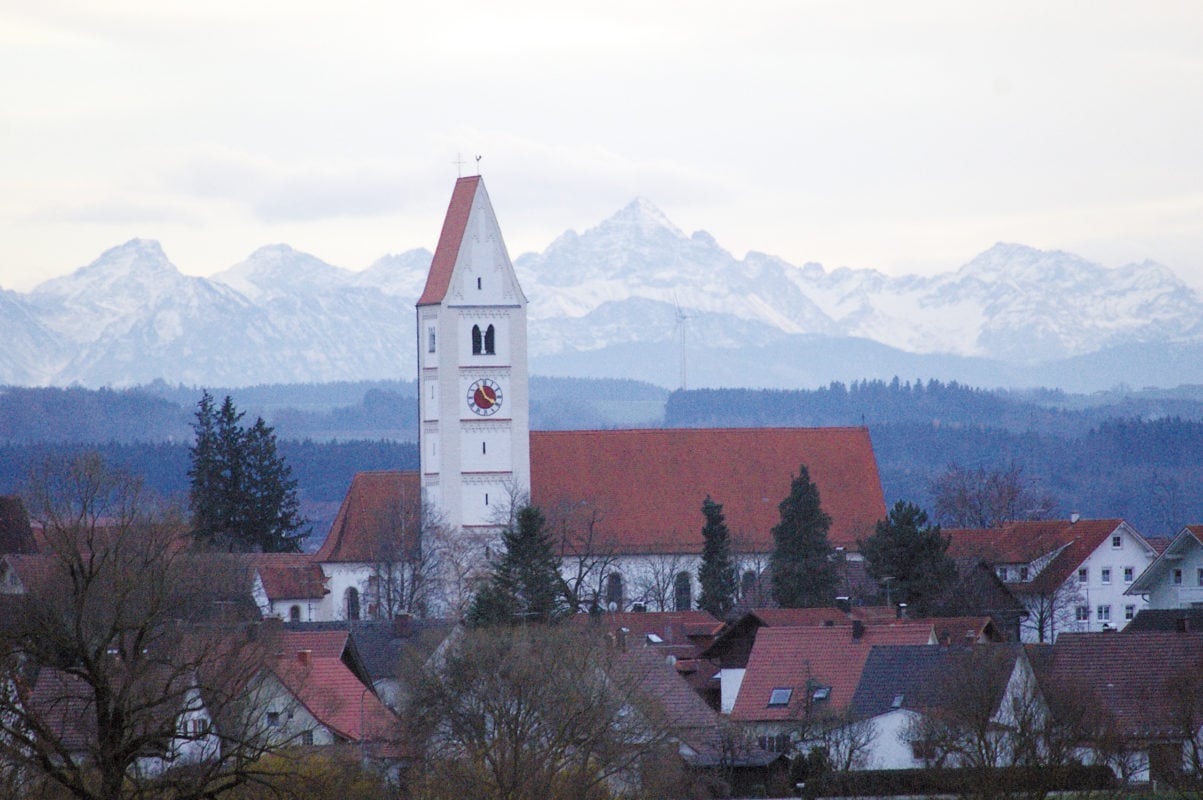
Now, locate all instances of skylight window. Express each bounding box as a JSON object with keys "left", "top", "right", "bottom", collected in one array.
[
  {"left": 646, "top": 632, "right": 664, "bottom": 644},
  {"left": 768, "top": 688, "right": 792, "bottom": 707},
  {"left": 812, "top": 686, "right": 831, "bottom": 702},
  {"left": 891, "top": 694, "right": 904, "bottom": 709}
]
